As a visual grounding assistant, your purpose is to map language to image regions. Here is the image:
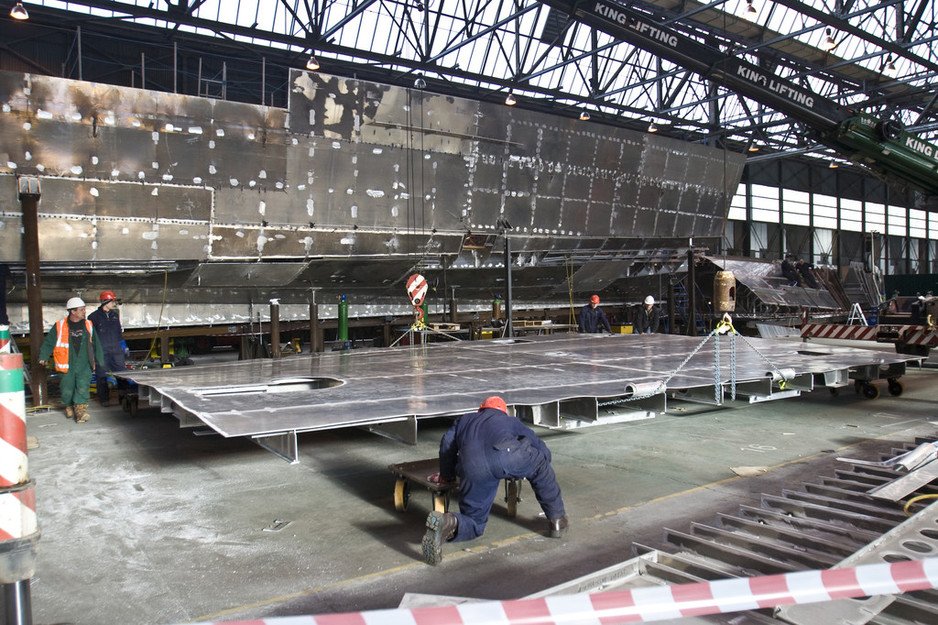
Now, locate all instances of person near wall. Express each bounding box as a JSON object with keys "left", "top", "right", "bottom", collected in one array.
[
  {"left": 578, "top": 294, "right": 612, "bottom": 333},
  {"left": 421, "top": 396, "right": 567, "bottom": 565},
  {"left": 88, "top": 290, "right": 130, "bottom": 407},
  {"left": 37, "top": 296, "right": 105, "bottom": 423},
  {"left": 633, "top": 295, "right": 661, "bottom": 334},
  {"left": 796, "top": 259, "right": 819, "bottom": 289},
  {"left": 780, "top": 255, "right": 802, "bottom": 286}
]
